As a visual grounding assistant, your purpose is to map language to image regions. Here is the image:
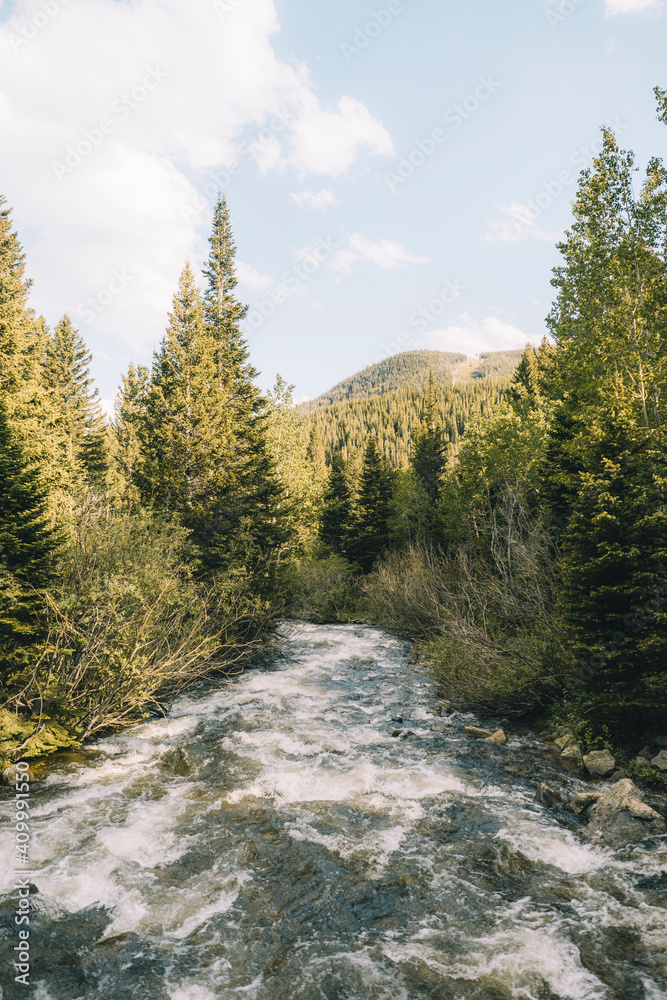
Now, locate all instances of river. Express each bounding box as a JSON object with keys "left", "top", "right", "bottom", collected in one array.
[{"left": 1, "top": 623, "right": 666, "bottom": 1000}]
